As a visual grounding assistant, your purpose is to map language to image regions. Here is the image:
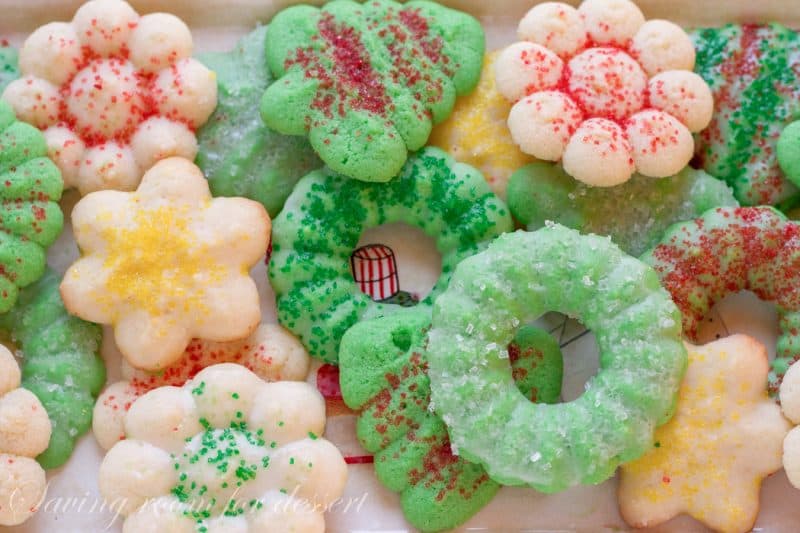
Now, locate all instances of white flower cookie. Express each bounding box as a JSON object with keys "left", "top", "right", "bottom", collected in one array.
[
  {"left": 93, "top": 323, "right": 311, "bottom": 450},
  {"left": 496, "top": 0, "right": 713, "bottom": 186},
  {"left": 1, "top": 0, "right": 217, "bottom": 195},
  {"left": 0, "top": 345, "right": 52, "bottom": 526},
  {"left": 778, "top": 361, "right": 800, "bottom": 490},
  {"left": 619, "top": 335, "right": 791, "bottom": 533},
  {"left": 60, "top": 157, "right": 270, "bottom": 372},
  {"left": 98, "top": 363, "right": 347, "bottom": 532}
]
